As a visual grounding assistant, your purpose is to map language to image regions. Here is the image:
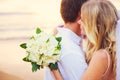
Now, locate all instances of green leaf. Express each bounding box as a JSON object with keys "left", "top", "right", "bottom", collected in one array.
[
  {"left": 30, "top": 36, "right": 35, "bottom": 39},
  {"left": 53, "top": 54, "right": 58, "bottom": 56},
  {"left": 41, "top": 65, "right": 44, "bottom": 69},
  {"left": 53, "top": 54, "right": 59, "bottom": 56},
  {"left": 20, "top": 43, "right": 27, "bottom": 49},
  {"left": 46, "top": 38, "right": 49, "bottom": 43},
  {"left": 31, "top": 62, "right": 40, "bottom": 72},
  {"left": 56, "top": 37, "right": 62, "bottom": 42},
  {"left": 48, "top": 62, "right": 58, "bottom": 70},
  {"left": 36, "top": 27, "right": 41, "bottom": 34},
  {"left": 23, "top": 52, "right": 31, "bottom": 62},
  {"left": 23, "top": 57, "right": 31, "bottom": 62},
  {"left": 39, "top": 54, "right": 44, "bottom": 60},
  {"left": 56, "top": 43, "right": 61, "bottom": 50}
]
